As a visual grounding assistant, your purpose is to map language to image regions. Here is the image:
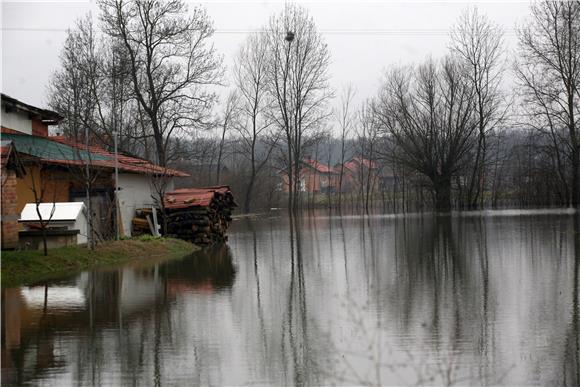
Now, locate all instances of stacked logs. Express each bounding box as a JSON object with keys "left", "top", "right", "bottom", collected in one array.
[
  {"left": 132, "top": 208, "right": 160, "bottom": 236},
  {"left": 164, "top": 186, "right": 236, "bottom": 245}
]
